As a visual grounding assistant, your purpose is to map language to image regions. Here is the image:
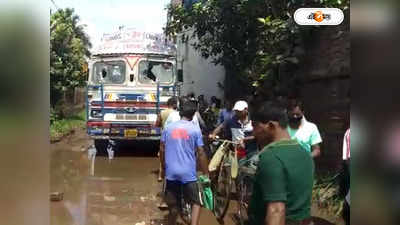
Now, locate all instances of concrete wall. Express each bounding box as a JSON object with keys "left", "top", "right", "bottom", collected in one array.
[{"left": 176, "top": 32, "right": 225, "bottom": 100}]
